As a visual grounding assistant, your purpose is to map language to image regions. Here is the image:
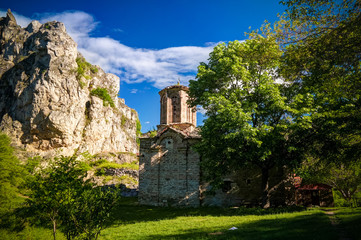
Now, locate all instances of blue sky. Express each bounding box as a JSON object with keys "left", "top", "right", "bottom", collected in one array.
[{"left": 1, "top": 1, "right": 286, "bottom": 132}]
